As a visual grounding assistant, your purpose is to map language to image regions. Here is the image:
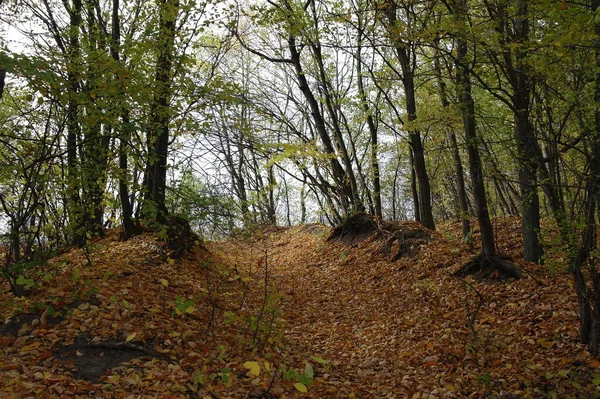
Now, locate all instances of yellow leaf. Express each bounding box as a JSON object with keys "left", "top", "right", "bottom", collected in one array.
[
  {"left": 294, "top": 382, "right": 308, "bottom": 392},
  {"left": 185, "top": 306, "right": 196, "bottom": 314},
  {"left": 243, "top": 361, "right": 261, "bottom": 376},
  {"left": 160, "top": 279, "right": 169, "bottom": 287},
  {"left": 126, "top": 332, "right": 136, "bottom": 342},
  {"left": 20, "top": 342, "right": 41, "bottom": 352},
  {"left": 107, "top": 375, "right": 119, "bottom": 384}
]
